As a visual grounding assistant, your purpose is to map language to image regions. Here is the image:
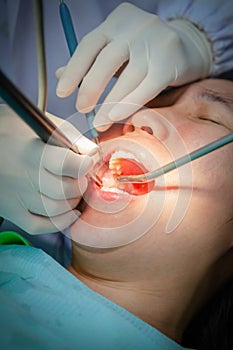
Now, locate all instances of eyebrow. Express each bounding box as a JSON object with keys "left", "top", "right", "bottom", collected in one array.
[
  {"left": 198, "top": 88, "right": 233, "bottom": 114},
  {"left": 197, "top": 88, "right": 233, "bottom": 130}
]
